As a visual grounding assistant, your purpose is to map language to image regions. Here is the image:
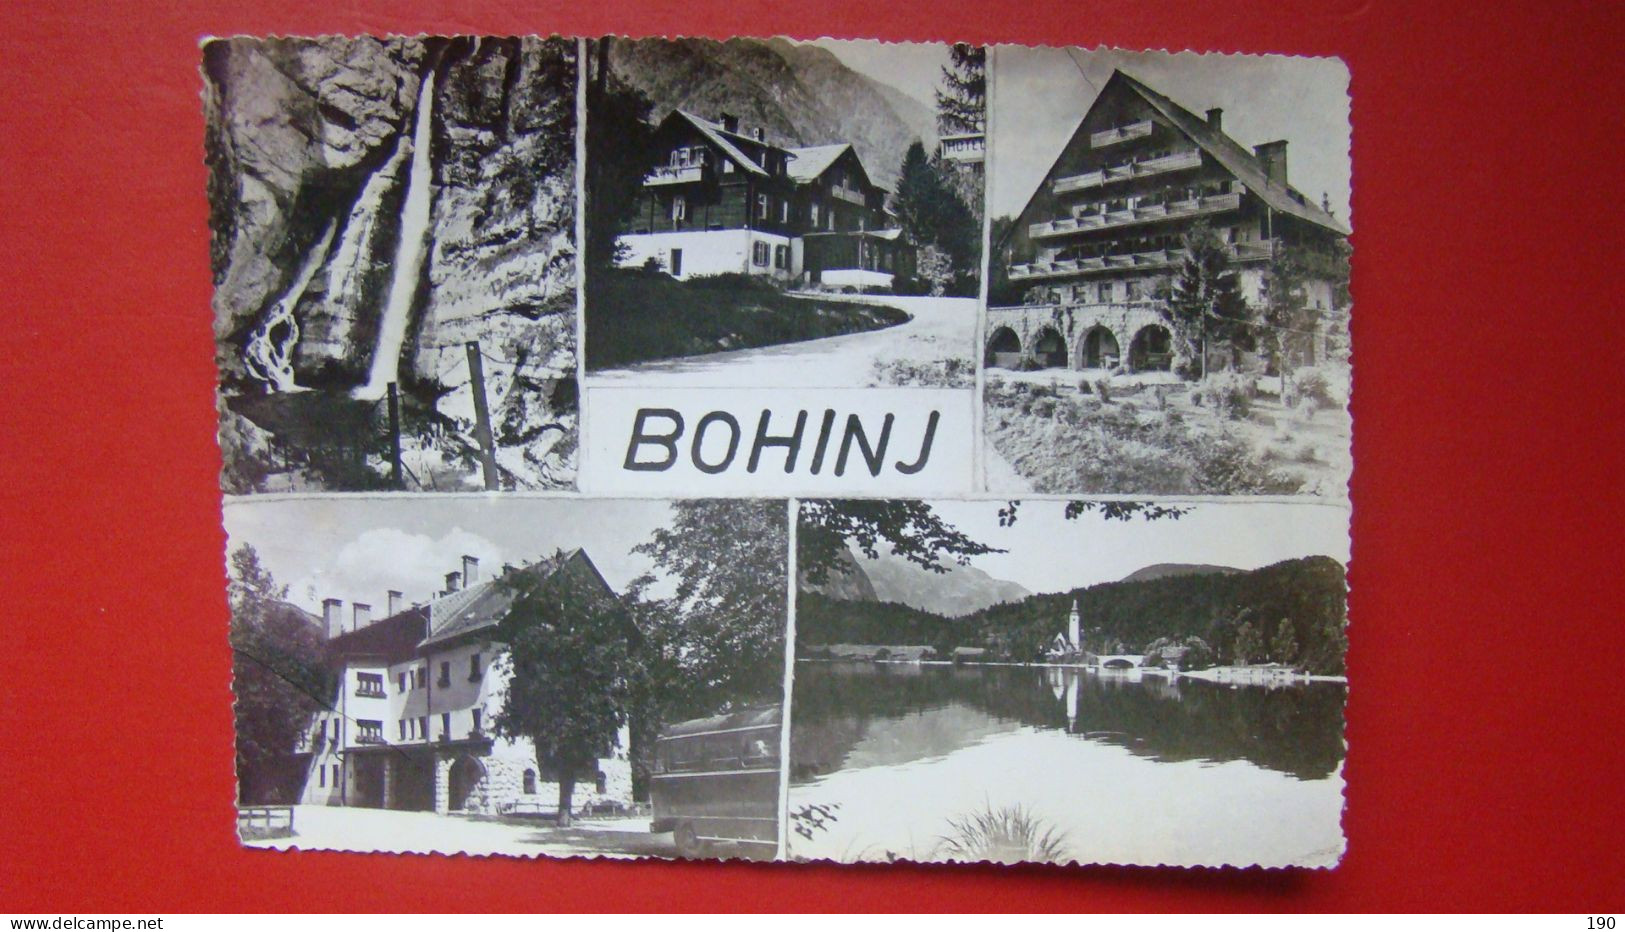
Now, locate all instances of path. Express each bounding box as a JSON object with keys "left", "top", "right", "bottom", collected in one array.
[
  {"left": 587, "top": 295, "right": 977, "bottom": 388},
  {"left": 244, "top": 805, "right": 677, "bottom": 859}
]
